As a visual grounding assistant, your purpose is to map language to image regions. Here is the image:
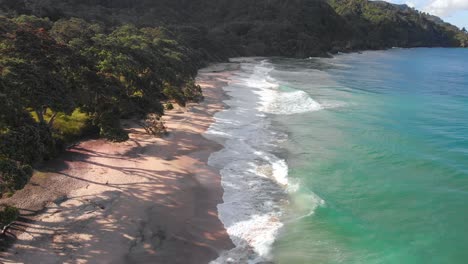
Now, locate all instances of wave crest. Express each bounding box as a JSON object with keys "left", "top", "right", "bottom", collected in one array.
[
  {"left": 205, "top": 60, "right": 324, "bottom": 264},
  {"left": 261, "top": 90, "right": 323, "bottom": 115}
]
